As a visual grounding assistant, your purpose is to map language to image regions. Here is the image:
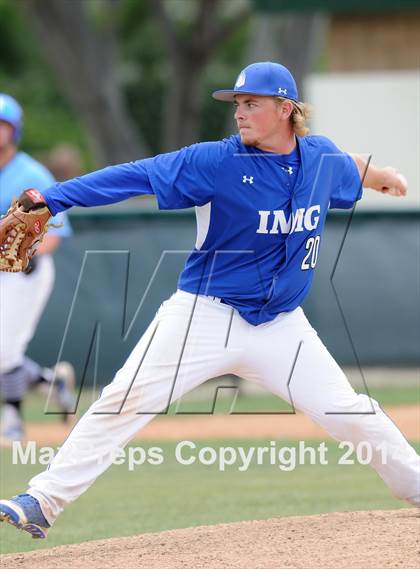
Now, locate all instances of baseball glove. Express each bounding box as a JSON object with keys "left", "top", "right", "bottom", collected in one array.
[{"left": 0, "top": 189, "right": 52, "bottom": 273}]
